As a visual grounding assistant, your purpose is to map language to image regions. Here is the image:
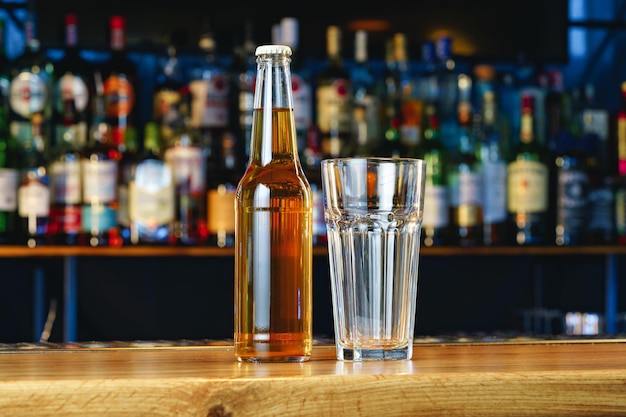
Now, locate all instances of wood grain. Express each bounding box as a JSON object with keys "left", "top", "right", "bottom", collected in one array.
[{"left": 0, "top": 341, "right": 625, "bottom": 416}]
